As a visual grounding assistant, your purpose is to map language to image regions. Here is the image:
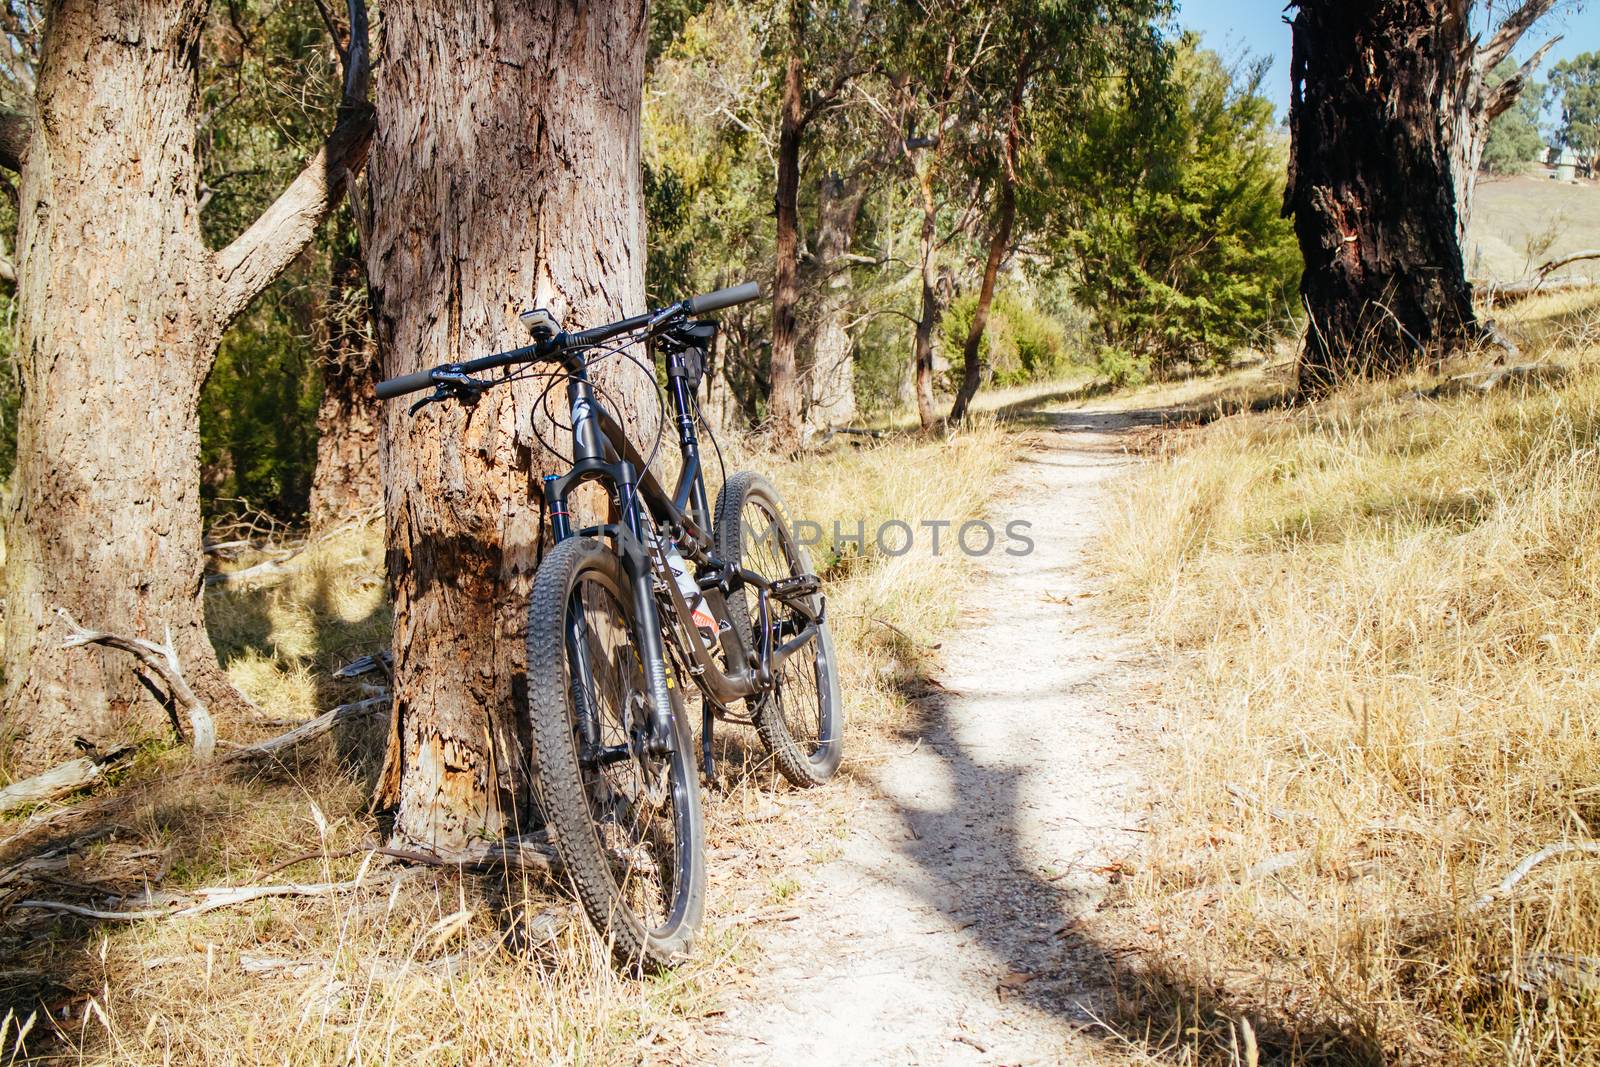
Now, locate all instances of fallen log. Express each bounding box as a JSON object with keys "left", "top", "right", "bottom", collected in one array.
[
  {"left": 224, "top": 695, "right": 388, "bottom": 763},
  {"left": 0, "top": 747, "right": 133, "bottom": 817},
  {"left": 1476, "top": 275, "right": 1598, "bottom": 307}
]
